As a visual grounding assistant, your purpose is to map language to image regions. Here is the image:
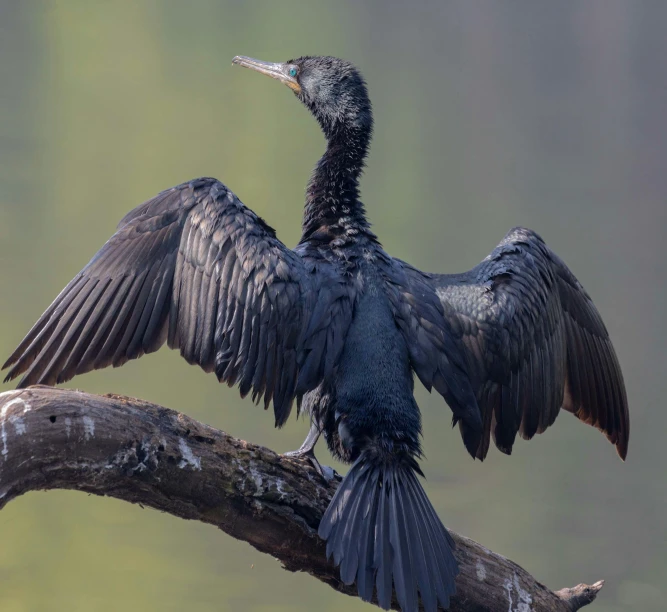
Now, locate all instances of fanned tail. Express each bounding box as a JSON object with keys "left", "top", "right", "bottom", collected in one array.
[{"left": 319, "top": 458, "right": 458, "bottom": 611}]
